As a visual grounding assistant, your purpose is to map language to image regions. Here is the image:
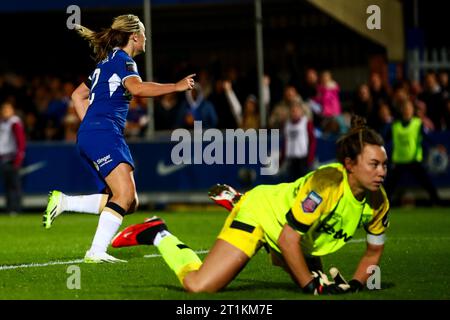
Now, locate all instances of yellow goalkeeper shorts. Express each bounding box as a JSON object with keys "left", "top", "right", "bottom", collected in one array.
[{"left": 217, "top": 194, "right": 266, "bottom": 258}]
